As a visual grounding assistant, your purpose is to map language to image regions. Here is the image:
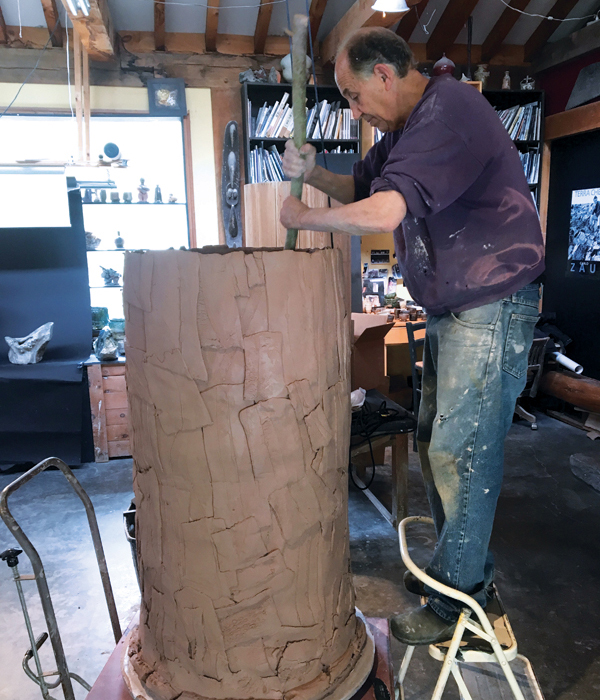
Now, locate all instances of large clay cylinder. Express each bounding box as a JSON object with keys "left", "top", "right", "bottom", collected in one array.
[{"left": 123, "top": 247, "right": 371, "bottom": 700}]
